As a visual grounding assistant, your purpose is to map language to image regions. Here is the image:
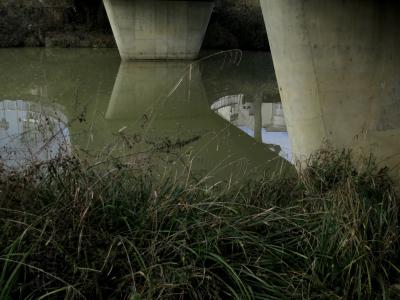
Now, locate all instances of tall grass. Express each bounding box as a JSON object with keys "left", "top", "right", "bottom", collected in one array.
[{"left": 0, "top": 149, "right": 399, "bottom": 299}]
